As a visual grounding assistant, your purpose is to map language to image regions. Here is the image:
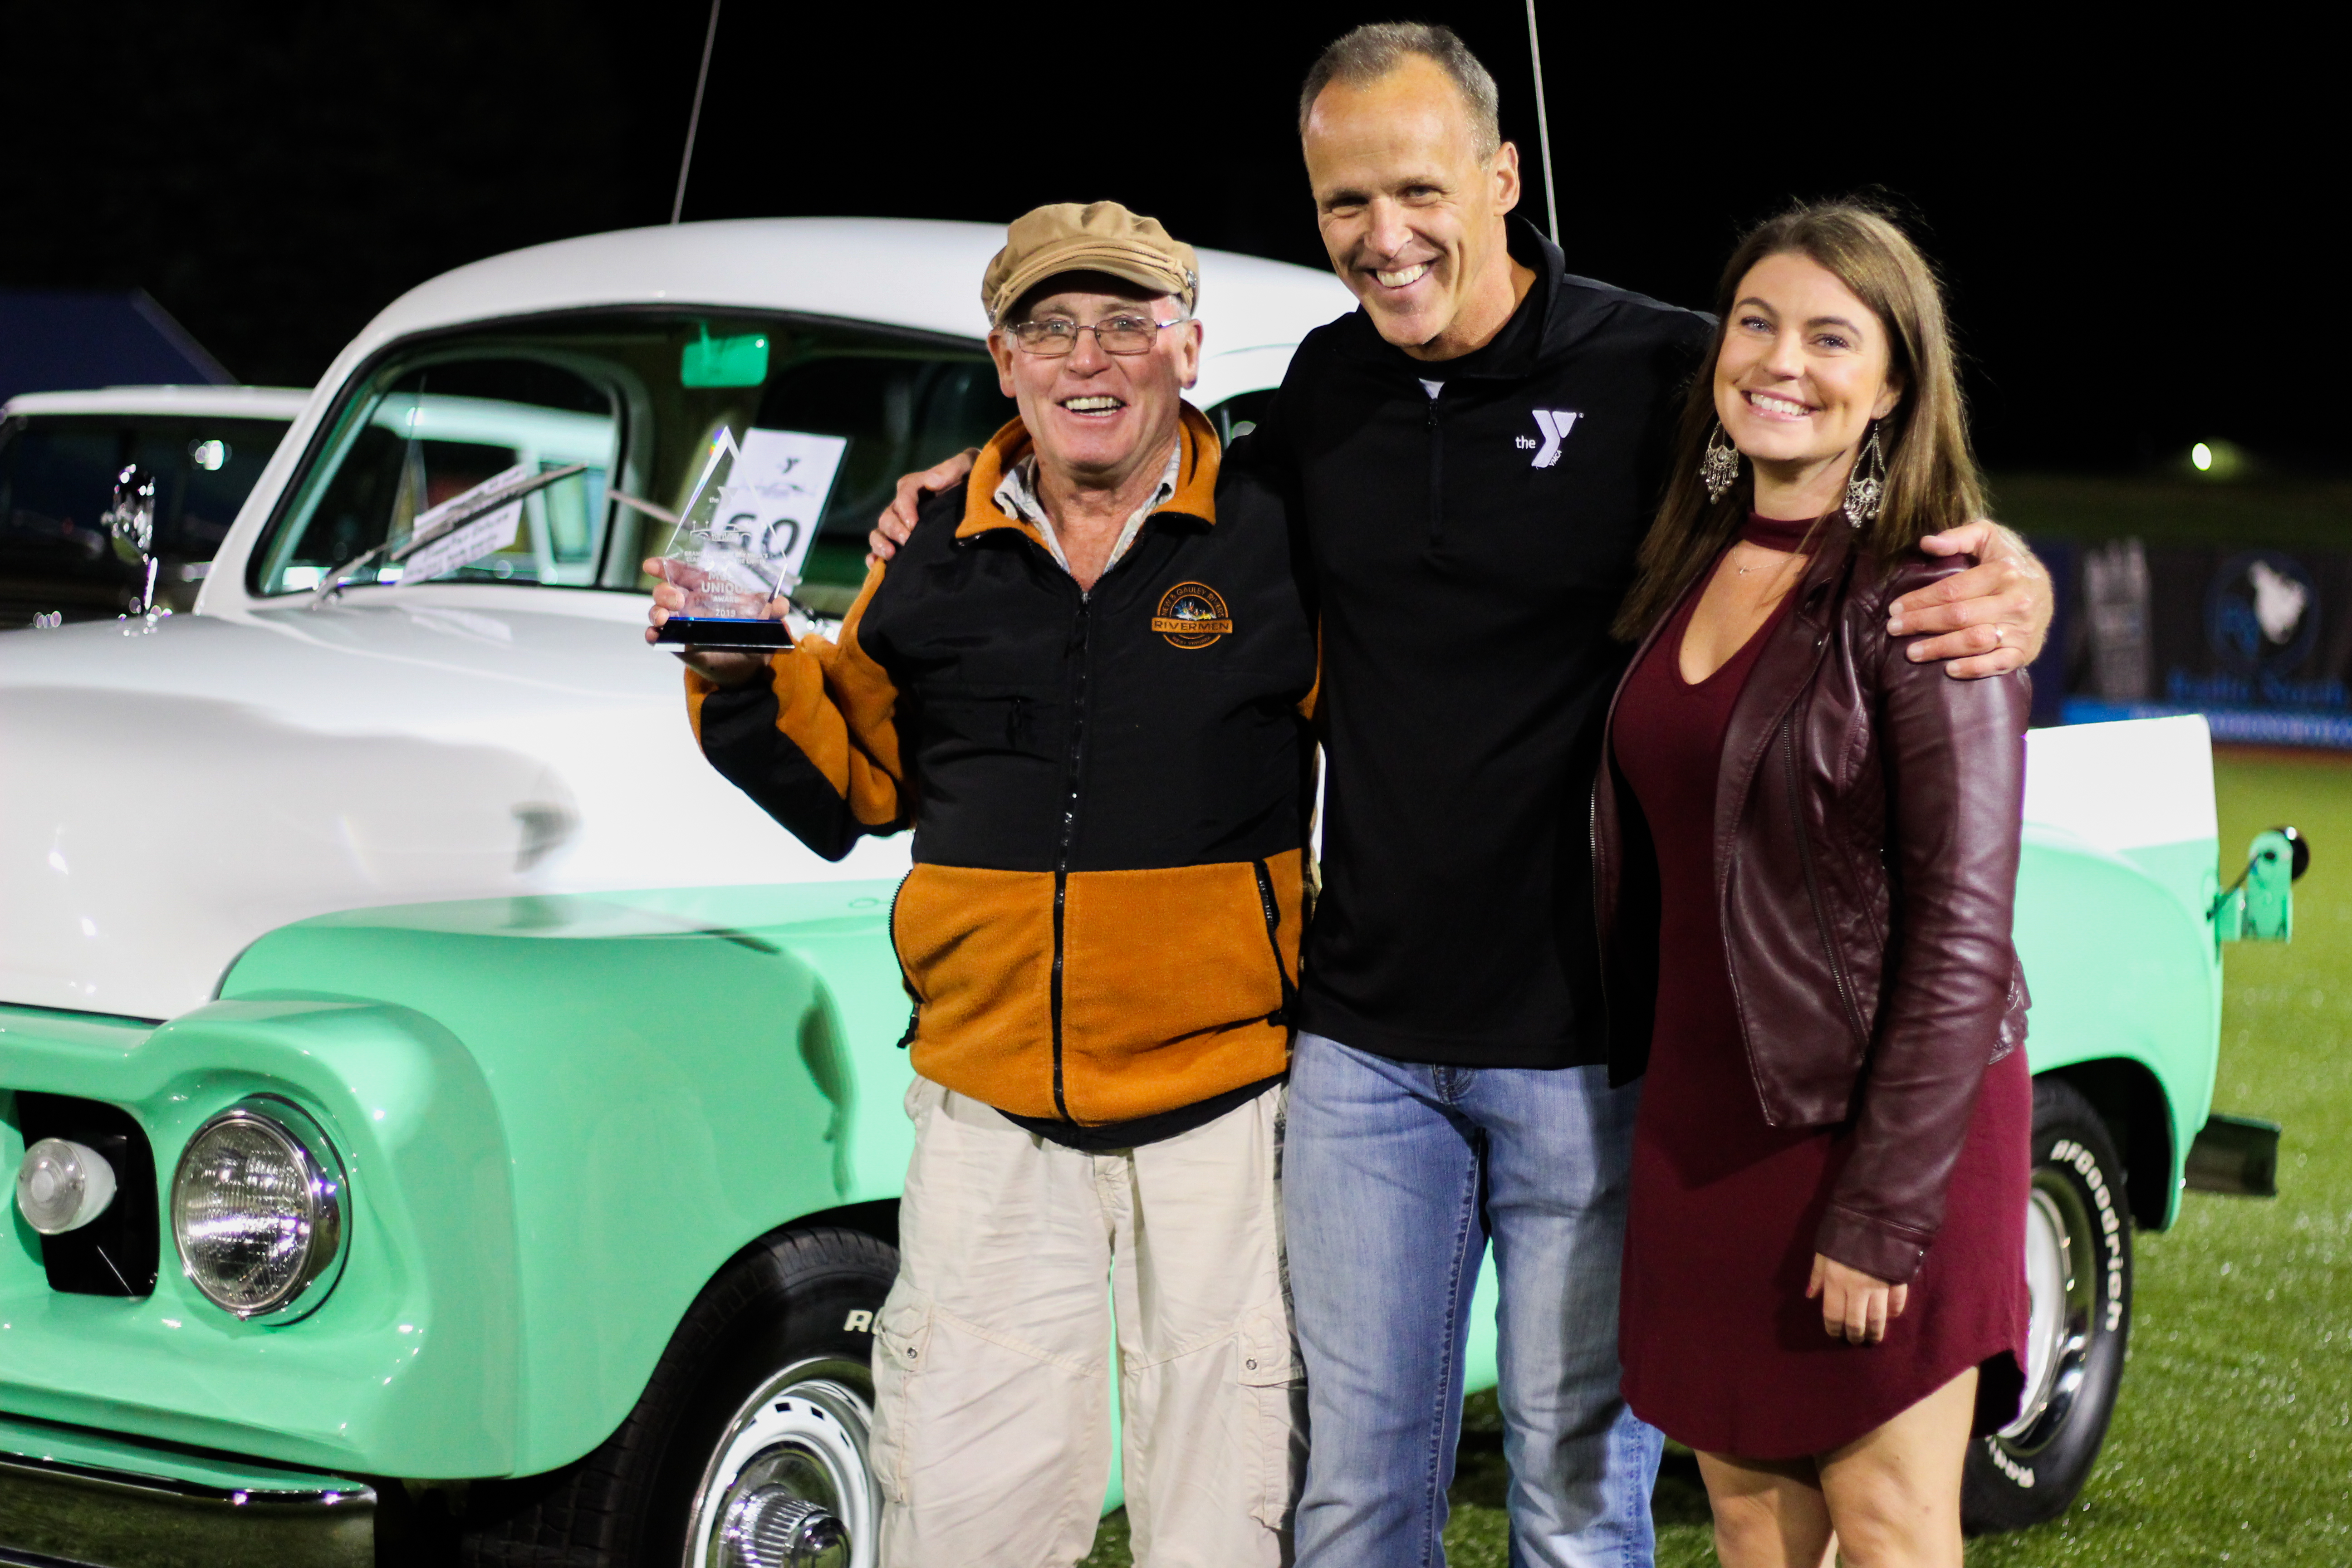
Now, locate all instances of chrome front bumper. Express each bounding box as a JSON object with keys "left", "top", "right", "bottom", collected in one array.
[{"left": 0, "top": 1417, "right": 373, "bottom": 1568}]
